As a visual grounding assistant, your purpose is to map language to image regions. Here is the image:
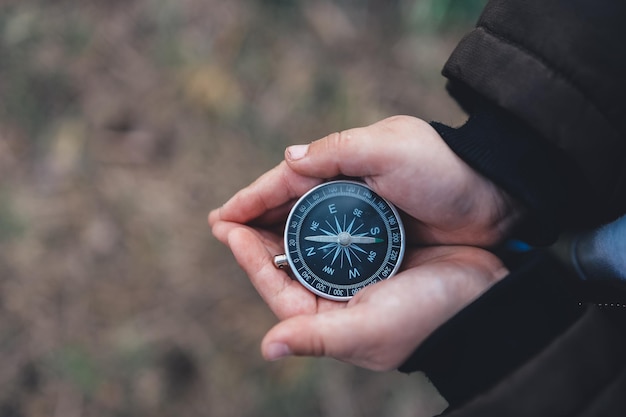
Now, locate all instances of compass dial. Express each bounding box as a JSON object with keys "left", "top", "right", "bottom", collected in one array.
[{"left": 282, "top": 180, "right": 405, "bottom": 301}]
